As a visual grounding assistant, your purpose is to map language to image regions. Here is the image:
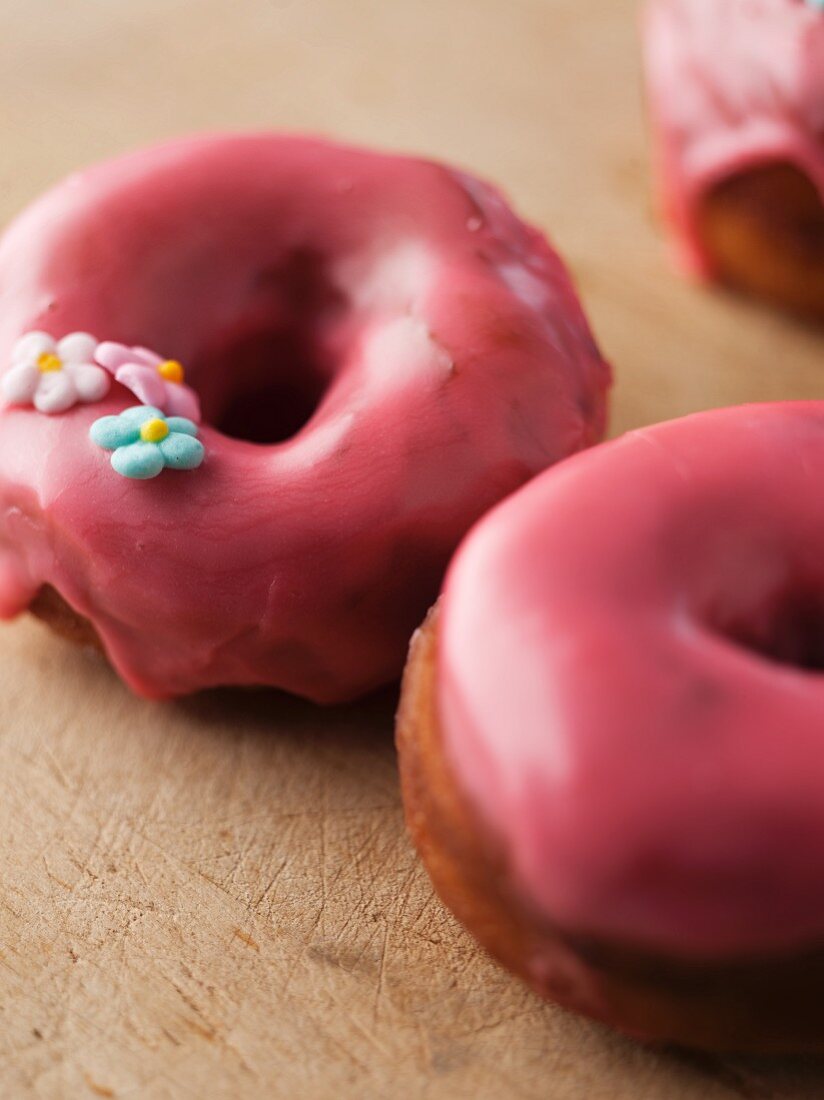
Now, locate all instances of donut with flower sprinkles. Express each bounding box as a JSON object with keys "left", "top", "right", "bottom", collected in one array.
[{"left": 0, "top": 133, "right": 609, "bottom": 702}]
